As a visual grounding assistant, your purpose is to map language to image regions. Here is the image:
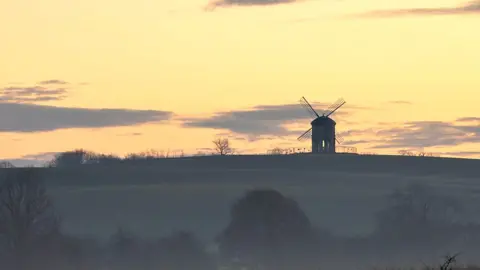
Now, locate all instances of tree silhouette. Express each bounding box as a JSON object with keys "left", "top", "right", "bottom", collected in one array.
[
  {"left": 105, "top": 229, "right": 215, "bottom": 270},
  {"left": 125, "top": 149, "right": 166, "bottom": 160},
  {"left": 267, "top": 147, "right": 285, "bottom": 155},
  {"left": 156, "top": 231, "right": 215, "bottom": 270},
  {"left": 0, "top": 169, "right": 60, "bottom": 268},
  {"left": 108, "top": 227, "right": 138, "bottom": 257},
  {"left": 217, "top": 189, "right": 317, "bottom": 270},
  {"left": 47, "top": 149, "right": 96, "bottom": 167},
  {"left": 212, "top": 138, "right": 234, "bottom": 156},
  {"left": 106, "top": 227, "right": 142, "bottom": 270},
  {"left": 374, "top": 182, "right": 463, "bottom": 247}
]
